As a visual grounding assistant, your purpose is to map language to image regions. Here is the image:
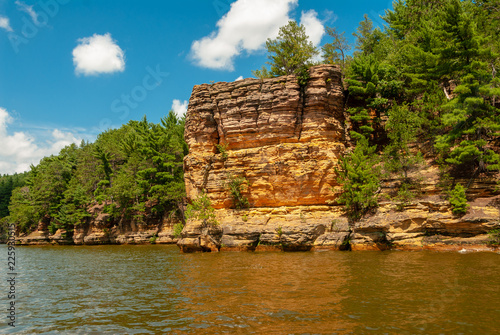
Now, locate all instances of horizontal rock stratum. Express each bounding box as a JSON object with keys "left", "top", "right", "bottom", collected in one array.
[
  {"left": 183, "top": 64, "right": 346, "bottom": 209},
  {"left": 16, "top": 65, "right": 499, "bottom": 250},
  {"left": 178, "top": 64, "right": 500, "bottom": 252}
]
